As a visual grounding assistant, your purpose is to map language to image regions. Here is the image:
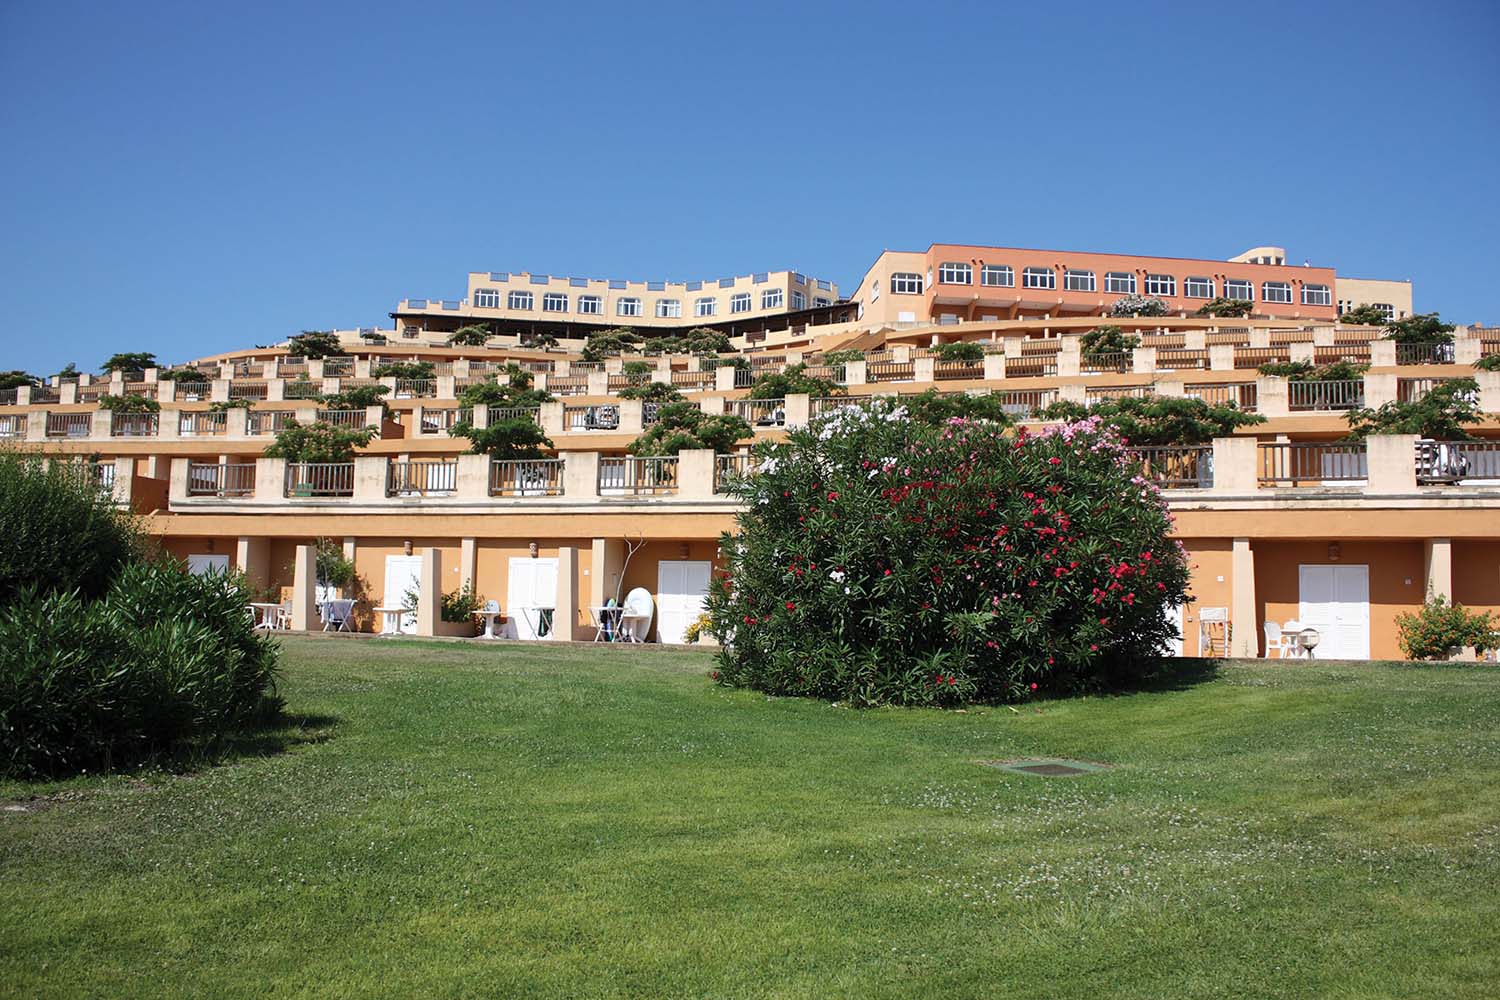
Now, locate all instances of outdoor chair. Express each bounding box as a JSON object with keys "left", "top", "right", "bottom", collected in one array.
[{"left": 1263, "top": 621, "right": 1290, "bottom": 659}]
